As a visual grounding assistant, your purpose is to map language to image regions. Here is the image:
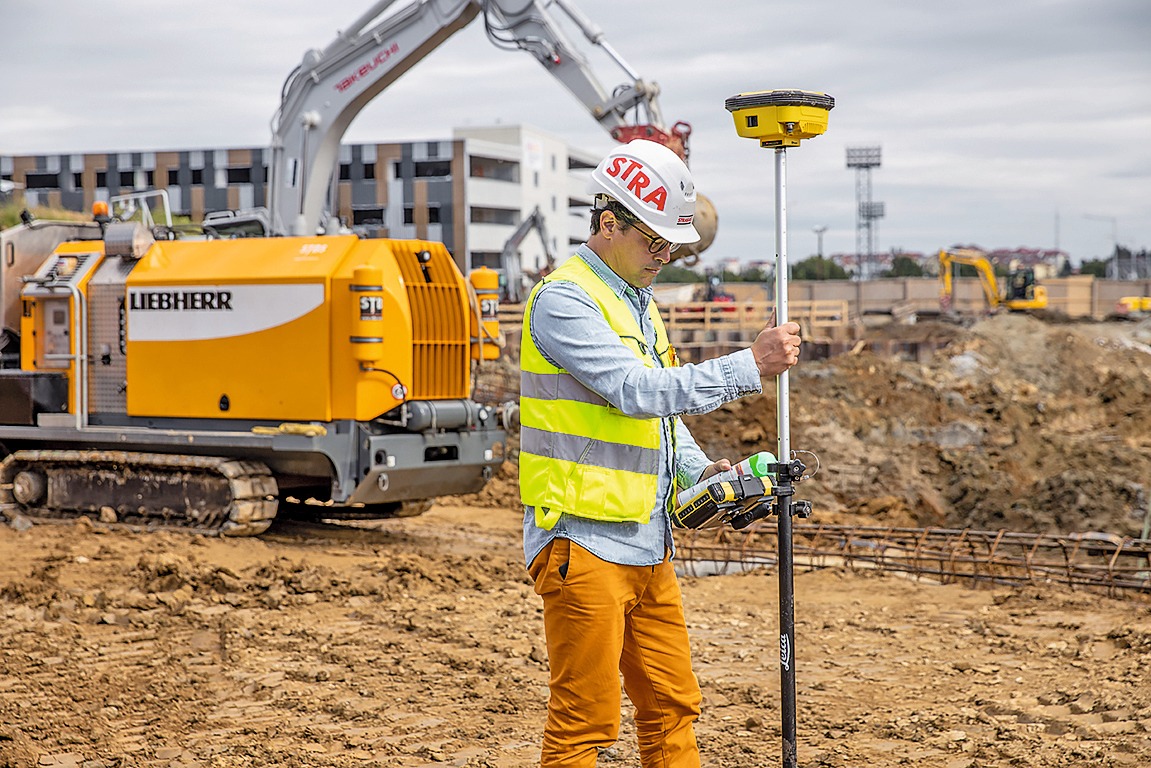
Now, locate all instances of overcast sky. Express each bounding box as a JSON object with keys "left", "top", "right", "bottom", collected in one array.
[{"left": 2, "top": 0, "right": 1148, "bottom": 267}]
